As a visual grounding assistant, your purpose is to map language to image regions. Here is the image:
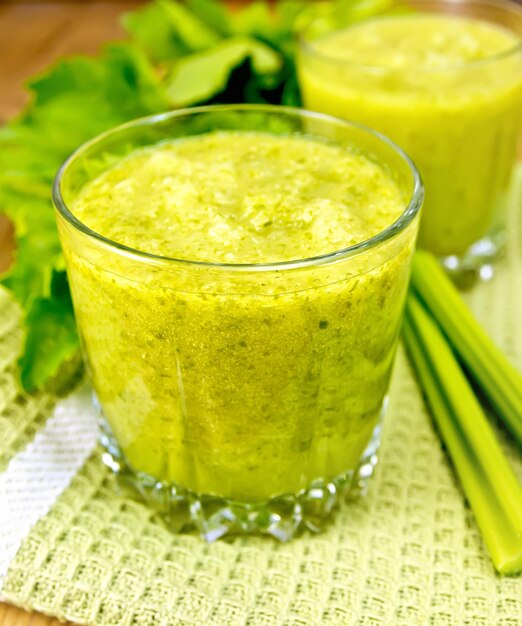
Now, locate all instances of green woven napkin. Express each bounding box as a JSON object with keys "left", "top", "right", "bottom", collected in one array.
[
  {"left": 0, "top": 176, "right": 521, "bottom": 625},
  {"left": 0, "top": 289, "right": 55, "bottom": 473}
]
